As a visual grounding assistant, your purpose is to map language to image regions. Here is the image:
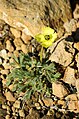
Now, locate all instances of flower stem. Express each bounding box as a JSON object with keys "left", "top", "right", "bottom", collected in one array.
[{"left": 40, "top": 46, "right": 43, "bottom": 62}]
